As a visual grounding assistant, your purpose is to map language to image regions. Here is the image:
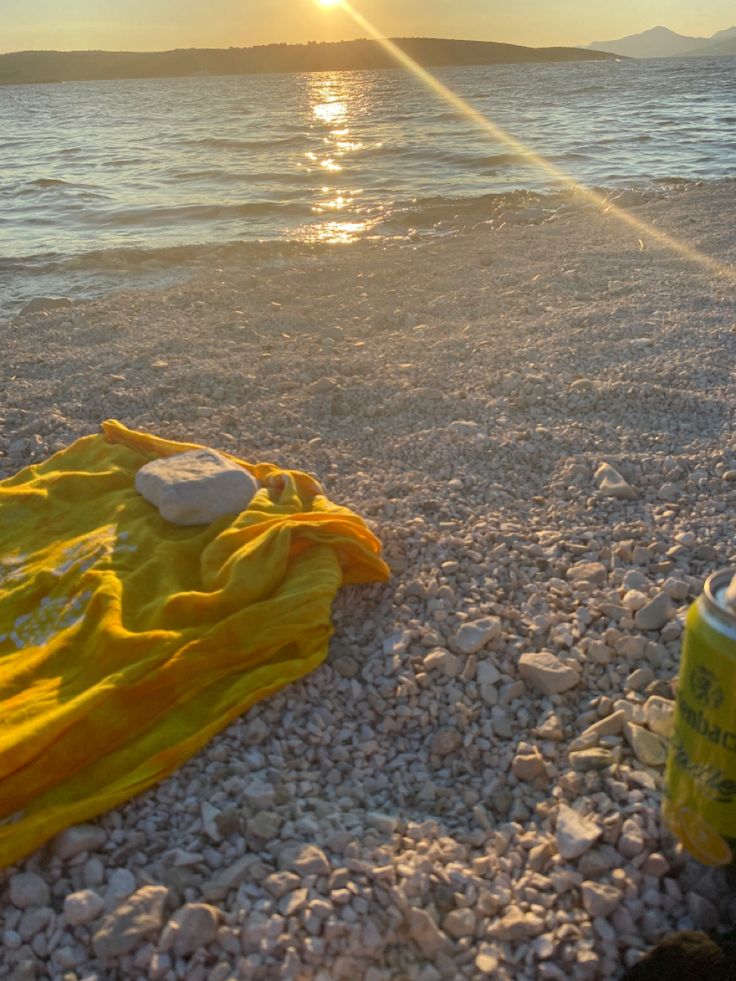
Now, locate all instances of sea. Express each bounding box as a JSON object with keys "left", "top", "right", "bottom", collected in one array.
[{"left": 0, "top": 55, "right": 734, "bottom": 316}]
